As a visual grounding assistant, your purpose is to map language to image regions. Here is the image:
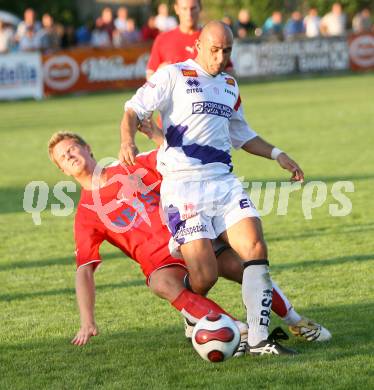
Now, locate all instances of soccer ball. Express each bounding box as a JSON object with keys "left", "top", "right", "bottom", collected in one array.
[{"left": 192, "top": 313, "right": 241, "bottom": 362}]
